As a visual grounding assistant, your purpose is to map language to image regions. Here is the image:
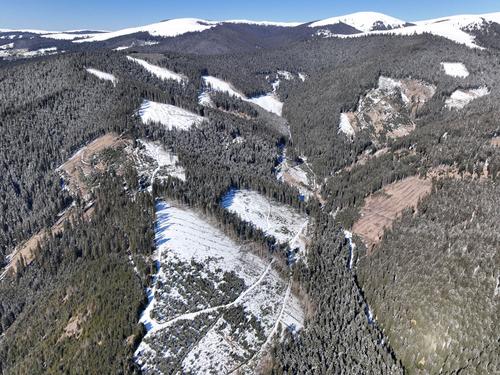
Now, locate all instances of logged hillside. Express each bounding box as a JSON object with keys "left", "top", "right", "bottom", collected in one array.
[{"left": 0, "top": 25, "right": 499, "bottom": 374}]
